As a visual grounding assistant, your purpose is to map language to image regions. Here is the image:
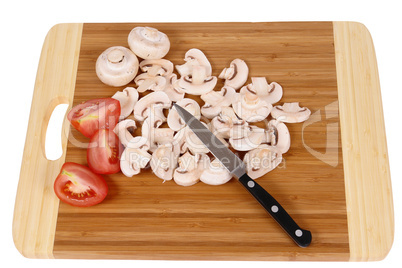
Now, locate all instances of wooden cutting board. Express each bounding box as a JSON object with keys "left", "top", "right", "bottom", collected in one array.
[{"left": 13, "top": 22, "right": 394, "bottom": 261}]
